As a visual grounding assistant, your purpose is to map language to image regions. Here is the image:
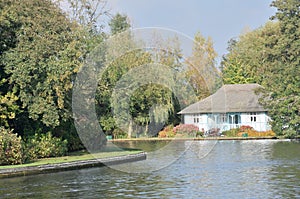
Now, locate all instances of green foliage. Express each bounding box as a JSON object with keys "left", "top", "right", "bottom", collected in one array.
[
  {"left": 0, "top": 0, "right": 106, "bottom": 150},
  {"left": 221, "top": 0, "right": 299, "bottom": 137},
  {"left": 109, "top": 13, "right": 131, "bottom": 35},
  {"left": 222, "top": 128, "right": 239, "bottom": 137},
  {"left": 0, "top": 0, "right": 111, "bottom": 154},
  {"left": 221, "top": 57, "right": 256, "bottom": 84},
  {"left": 0, "top": 0, "right": 21, "bottom": 128},
  {"left": 196, "top": 131, "right": 203, "bottom": 137},
  {"left": 95, "top": 27, "right": 185, "bottom": 138},
  {"left": 53, "top": 120, "right": 84, "bottom": 152},
  {"left": 0, "top": 127, "right": 24, "bottom": 165},
  {"left": 0, "top": 92, "right": 19, "bottom": 127},
  {"left": 26, "top": 132, "right": 68, "bottom": 159},
  {"left": 1, "top": 0, "right": 82, "bottom": 127},
  {"left": 96, "top": 48, "right": 152, "bottom": 137},
  {"left": 260, "top": 0, "right": 300, "bottom": 137},
  {"left": 130, "top": 84, "right": 174, "bottom": 126},
  {"left": 112, "top": 128, "right": 127, "bottom": 139},
  {"left": 221, "top": 22, "right": 280, "bottom": 85}
]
